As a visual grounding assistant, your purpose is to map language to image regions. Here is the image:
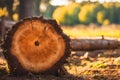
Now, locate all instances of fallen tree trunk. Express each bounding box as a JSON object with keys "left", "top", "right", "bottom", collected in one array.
[
  {"left": 2, "top": 17, "right": 70, "bottom": 75},
  {"left": 71, "top": 39, "right": 119, "bottom": 51}
]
